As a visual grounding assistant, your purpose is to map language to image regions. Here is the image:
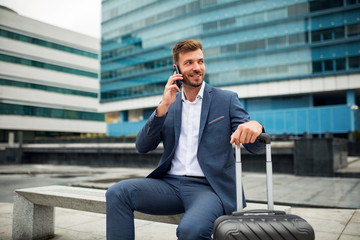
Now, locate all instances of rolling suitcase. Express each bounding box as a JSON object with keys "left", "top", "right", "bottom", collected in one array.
[{"left": 213, "top": 133, "right": 315, "bottom": 240}]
